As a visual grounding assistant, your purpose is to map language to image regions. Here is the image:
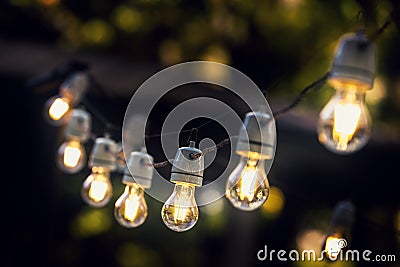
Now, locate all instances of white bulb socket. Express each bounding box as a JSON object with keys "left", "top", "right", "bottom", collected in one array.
[
  {"left": 170, "top": 141, "right": 204, "bottom": 186},
  {"left": 331, "top": 201, "right": 355, "bottom": 229},
  {"left": 330, "top": 31, "right": 376, "bottom": 89},
  {"left": 65, "top": 108, "right": 91, "bottom": 142},
  {"left": 59, "top": 72, "right": 89, "bottom": 104},
  {"left": 123, "top": 150, "right": 154, "bottom": 189},
  {"left": 236, "top": 110, "right": 275, "bottom": 159},
  {"left": 88, "top": 137, "right": 117, "bottom": 171}
]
